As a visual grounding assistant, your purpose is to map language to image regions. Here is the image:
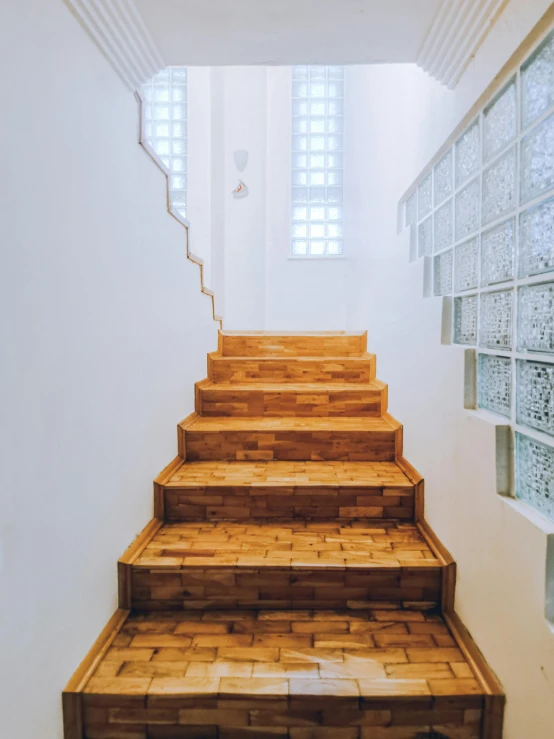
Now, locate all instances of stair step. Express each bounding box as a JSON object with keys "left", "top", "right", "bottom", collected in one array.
[
  {"left": 208, "top": 353, "right": 376, "bottom": 384},
  {"left": 82, "top": 609, "right": 485, "bottom": 739},
  {"left": 219, "top": 330, "right": 367, "bottom": 357},
  {"left": 129, "top": 521, "right": 441, "bottom": 611},
  {"left": 196, "top": 380, "right": 387, "bottom": 417},
  {"left": 182, "top": 416, "right": 401, "bottom": 462},
  {"left": 163, "top": 461, "right": 415, "bottom": 521}
]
